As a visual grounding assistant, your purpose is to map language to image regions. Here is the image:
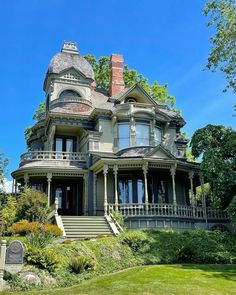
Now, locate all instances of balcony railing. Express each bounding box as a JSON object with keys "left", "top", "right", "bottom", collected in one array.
[
  {"left": 20, "top": 151, "right": 87, "bottom": 164},
  {"left": 107, "top": 203, "right": 228, "bottom": 220}
]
